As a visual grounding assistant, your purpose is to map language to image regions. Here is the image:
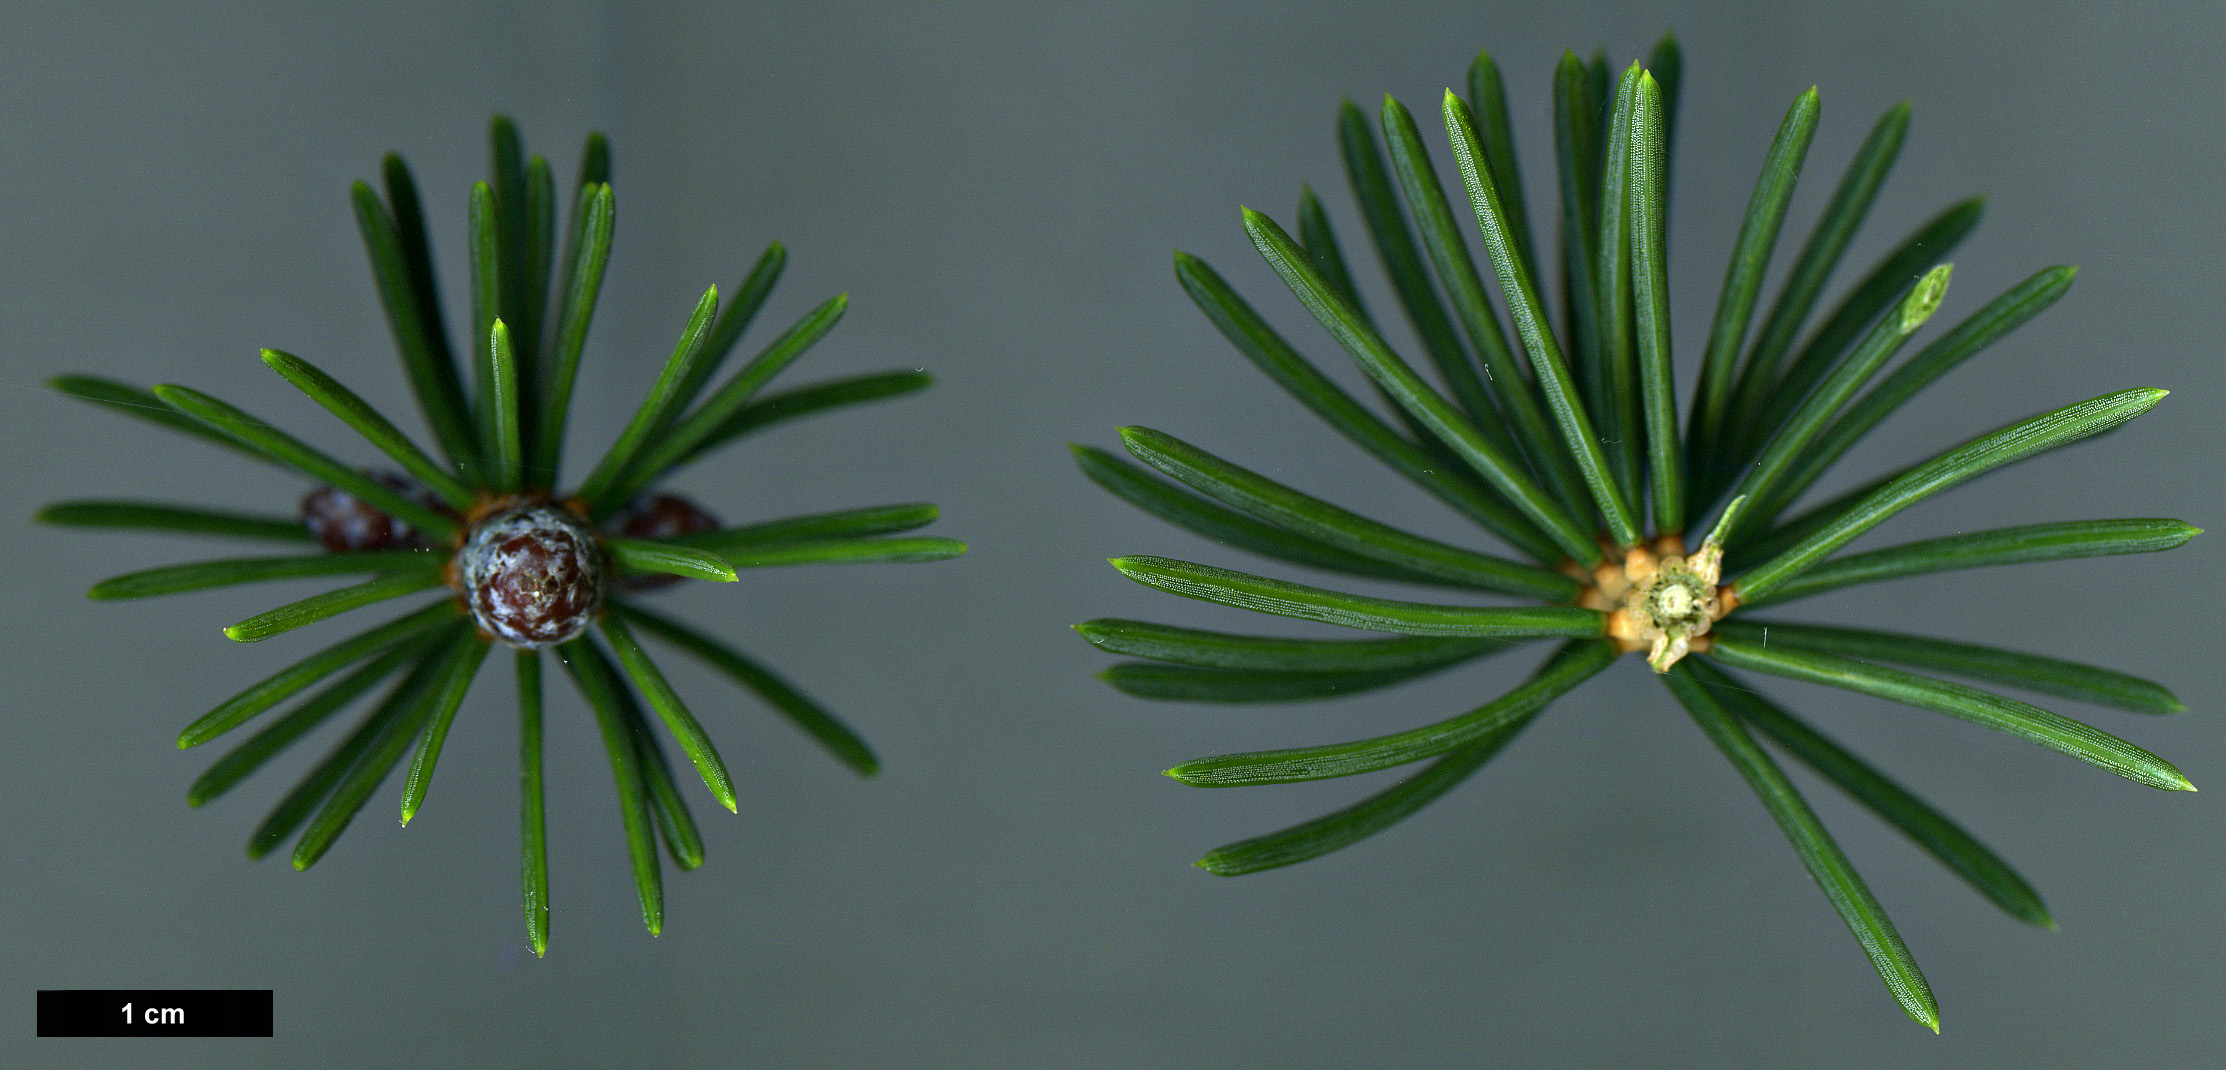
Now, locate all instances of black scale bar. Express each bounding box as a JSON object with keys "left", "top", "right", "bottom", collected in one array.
[{"left": 38, "top": 990, "right": 273, "bottom": 1037}]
